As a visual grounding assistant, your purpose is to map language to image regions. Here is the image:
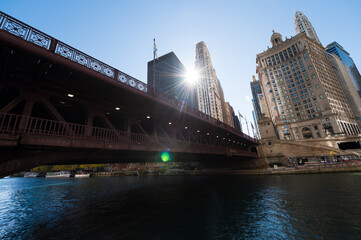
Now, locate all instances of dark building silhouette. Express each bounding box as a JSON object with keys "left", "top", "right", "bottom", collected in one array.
[{"left": 147, "top": 52, "right": 197, "bottom": 109}]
